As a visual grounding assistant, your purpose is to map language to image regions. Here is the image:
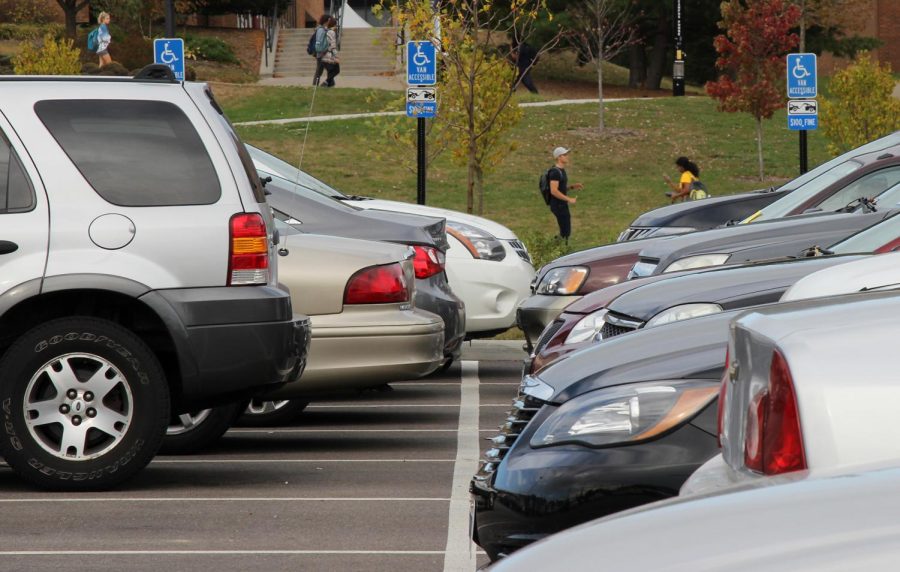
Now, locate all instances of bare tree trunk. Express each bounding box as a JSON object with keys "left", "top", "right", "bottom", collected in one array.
[
  {"left": 756, "top": 116, "right": 765, "bottom": 181},
  {"left": 475, "top": 164, "right": 484, "bottom": 215},
  {"left": 645, "top": 13, "right": 669, "bottom": 90},
  {"left": 596, "top": 0, "right": 605, "bottom": 131},
  {"left": 597, "top": 57, "right": 605, "bottom": 131},
  {"left": 64, "top": 8, "right": 77, "bottom": 40},
  {"left": 628, "top": 44, "right": 646, "bottom": 88}
]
